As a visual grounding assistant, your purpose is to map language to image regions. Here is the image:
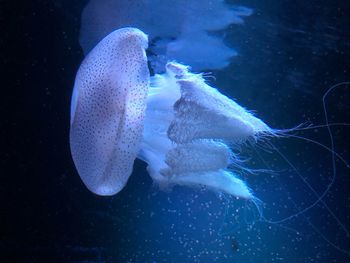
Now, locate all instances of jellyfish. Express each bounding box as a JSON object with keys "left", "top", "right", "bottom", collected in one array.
[
  {"left": 70, "top": 27, "right": 350, "bottom": 257},
  {"left": 70, "top": 27, "right": 274, "bottom": 198}
]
